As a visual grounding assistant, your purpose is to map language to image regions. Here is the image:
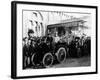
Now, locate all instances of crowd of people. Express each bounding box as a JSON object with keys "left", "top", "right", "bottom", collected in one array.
[{"left": 22, "top": 29, "right": 91, "bottom": 69}]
